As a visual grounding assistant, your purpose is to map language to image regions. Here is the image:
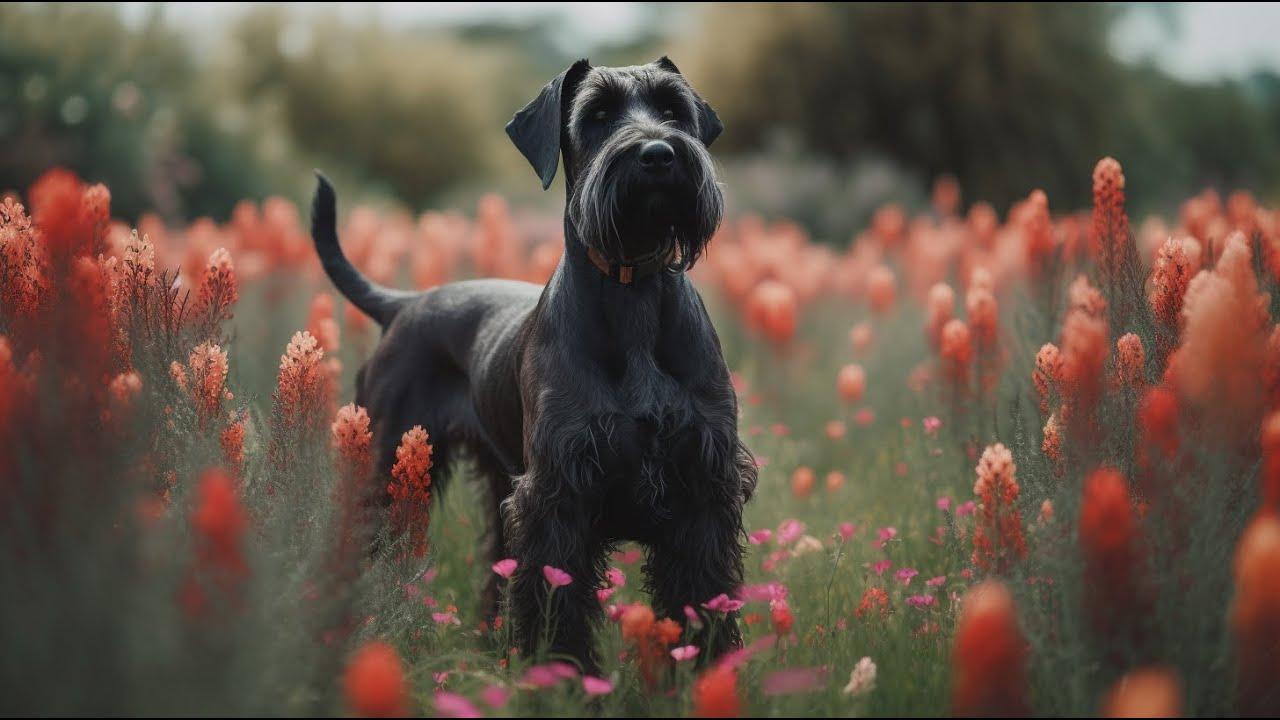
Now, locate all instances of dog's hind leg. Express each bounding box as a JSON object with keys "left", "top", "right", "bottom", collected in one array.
[{"left": 474, "top": 450, "right": 513, "bottom": 624}]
